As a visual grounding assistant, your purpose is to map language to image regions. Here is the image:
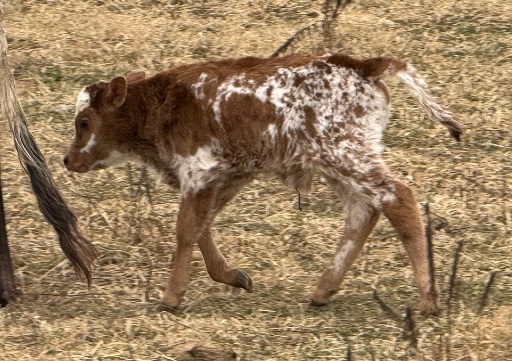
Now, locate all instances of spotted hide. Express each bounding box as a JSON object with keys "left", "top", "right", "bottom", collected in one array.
[{"left": 64, "top": 53, "right": 462, "bottom": 316}]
